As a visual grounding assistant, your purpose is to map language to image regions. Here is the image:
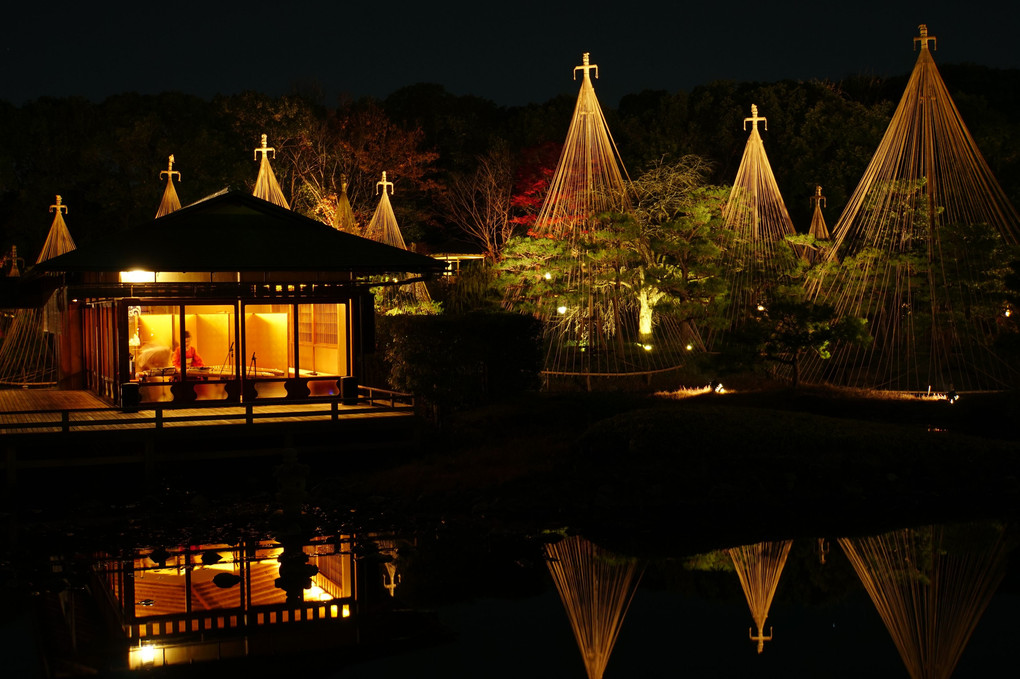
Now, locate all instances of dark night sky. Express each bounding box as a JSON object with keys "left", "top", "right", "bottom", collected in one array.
[{"left": 3, "top": 2, "right": 1019, "bottom": 108}]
